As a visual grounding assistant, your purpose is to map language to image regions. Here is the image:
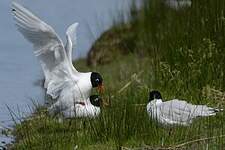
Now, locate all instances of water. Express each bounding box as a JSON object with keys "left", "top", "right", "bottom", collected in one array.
[{"left": 0, "top": 0, "right": 141, "bottom": 146}]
